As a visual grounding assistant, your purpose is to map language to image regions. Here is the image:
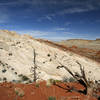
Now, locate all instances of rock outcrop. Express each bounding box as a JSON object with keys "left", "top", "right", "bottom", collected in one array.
[{"left": 0, "top": 30, "right": 100, "bottom": 83}]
